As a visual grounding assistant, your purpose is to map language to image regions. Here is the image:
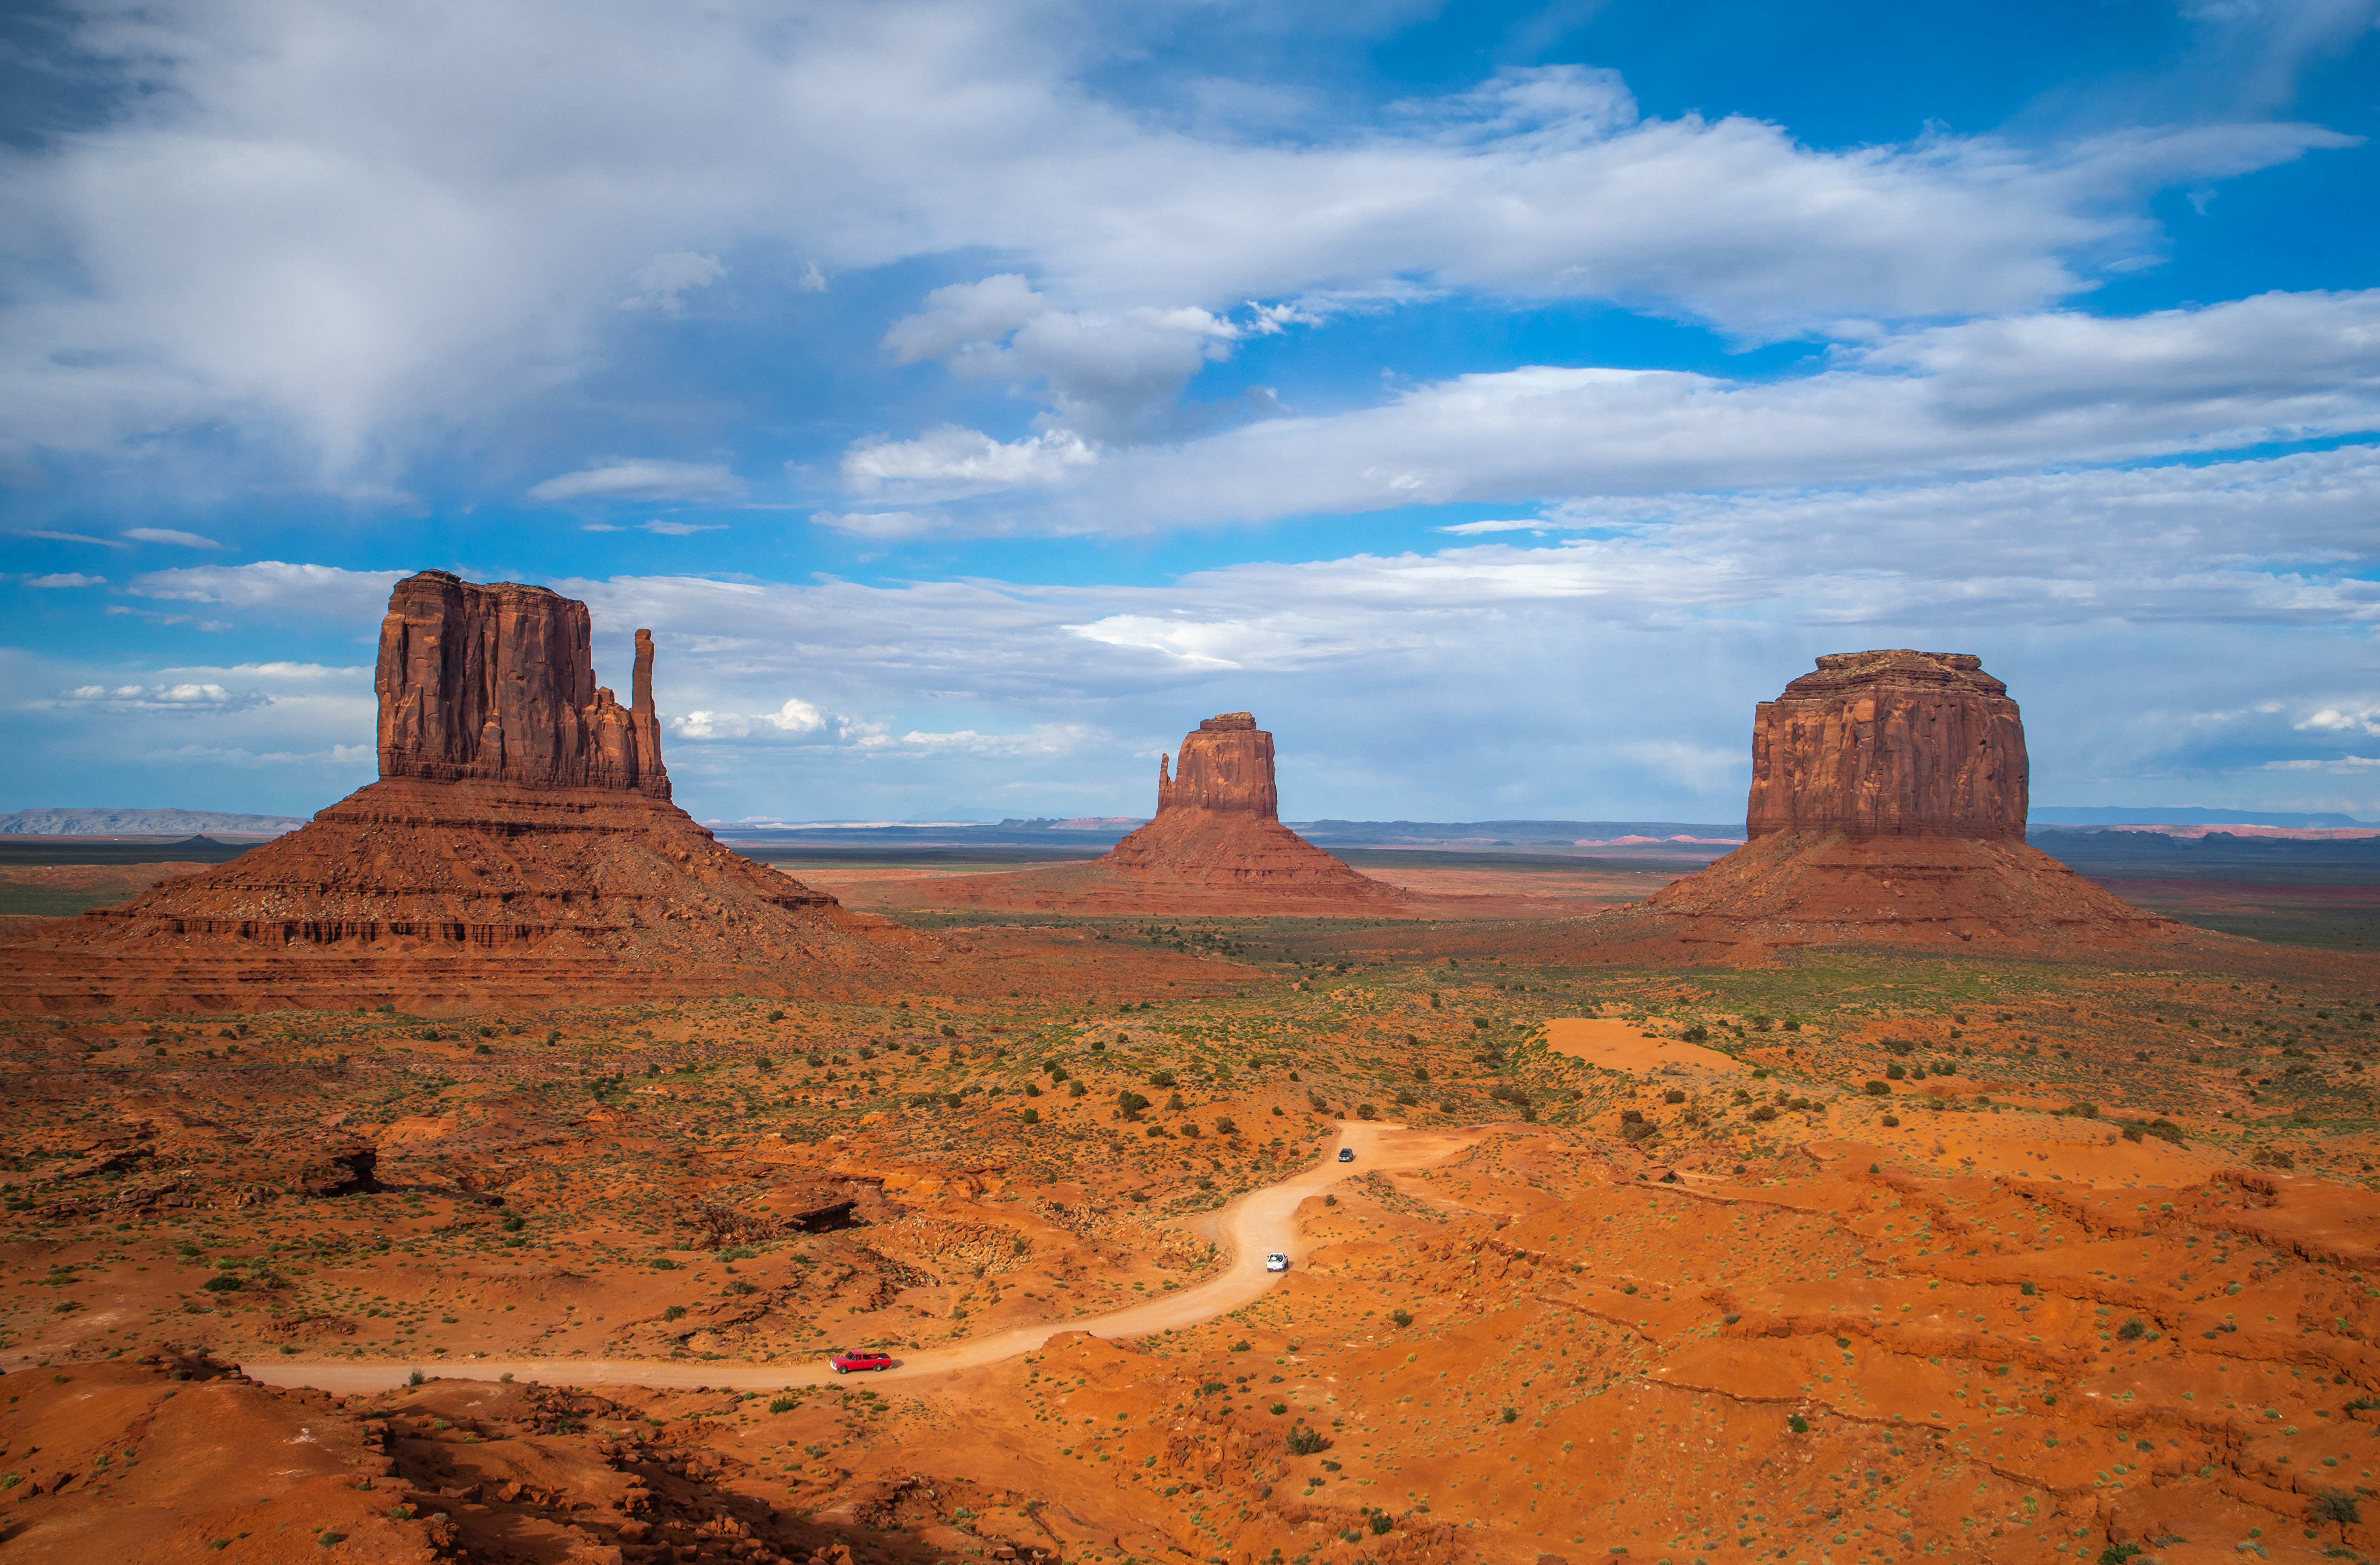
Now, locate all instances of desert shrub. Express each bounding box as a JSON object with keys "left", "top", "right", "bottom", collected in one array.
[
  {"left": 1472, "top": 1017, "right": 1490, "bottom": 1030},
  {"left": 769, "top": 1396, "right": 795, "bottom": 1413},
  {"left": 1787, "top": 1414, "right": 1810, "bottom": 1433},
  {"left": 2020, "top": 1281, "right": 2036, "bottom": 1296},
  {"left": 1748, "top": 1105, "right": 1778, "bottom": 1123},
  {"left": 1619, "top": 1109, "right": 1644, "bottom": 1124},
  {"left": 2144, "top": 1118, "right": 2184, "bottom": 1144},
  {"left": 1751, "top": 1015, "right": 1772, "bottom": 1031},
  {"left": 2116, "top": 1318, "right": 2147, "bottom": 1341},
  {"left": 2251, "top": 1146, "right": 2295, "bottom": 1170},
  {"left": 1782, "top": 1019, "right": 1801, "bottom": 1032},
  {"left": 650, "top": 1257, "right": 678, "bottom": 1271},
  {"left": 1880, "top": 1114, "right": 1900, "bottom": 1128},
  {"left": 1864, "top": 1080, "right": 1890, "bottom": 1096},
  {"left": 1286, "top": 1423, "right": 1330, "bottom": 1455},
  {"left": 1369, "top": 1514, "right": 1393, "bottom": 1536},
  {"left": 2067, "top": 1101, "right": 2100, "bottom": 1118},
  {"left": 1150, "top": 1070, "right": 1177, "bottom": 1088},
  {"left": 1068, "top": 1080, "right": 1087, "bottom": 1098},
  {"left": 1356, "top": 1103, "right": 1378, "bottom": 1120},
  {"left": 1682, "top": 1025, "right": 1708, "bottom": 1043},
  {"left": 757, "top": 1055, "right": 775, "bottom": 1071},
  {"left": 1020, "top": 1109, "right": 1040, "bottom": 1125},
  {"left": 1500, "top": 1407, "right": 1518, "bottom": 1424},
  {"left": 1164, "top": 1092, "right": 1186, "bottom": 1111},
  {"left": 1934, "top": 1059, "right": 1955, "bottom": 1075},
  {"left": 1214, "top": 1115, "right": 1238, "bottom": 1134},
  {"left": 767, "top": 1010, "right": 784, "bottom": 1022},
  {"left": 200, "top": 1275, "right": 243, "bottom": 1293},
  {"left": 1391, "top": 1308, "right": 1412, "bottom": 1328},
  {"left": 662, "top": 1305, "right": 687, "bottom": 1321},
  {"left": 1393, "top": 1090, "right": 1417, "bottom": 1106},
  {"left": 1023, "top": 1082, "right": 1040, "bottom": 1096},
  {"left": 1883, "top": 1039, "right": 1911, "bottom": 1056},
  {"left": 1884, "top": 1063, "right": 1906, "bottom": 1080},
  {"left": 1117, "top": 1090, "right": 1151, "bottom": 1119},
  {"left": 1663, "top": 1088, "right": 1686, "bottom": 1105}
]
